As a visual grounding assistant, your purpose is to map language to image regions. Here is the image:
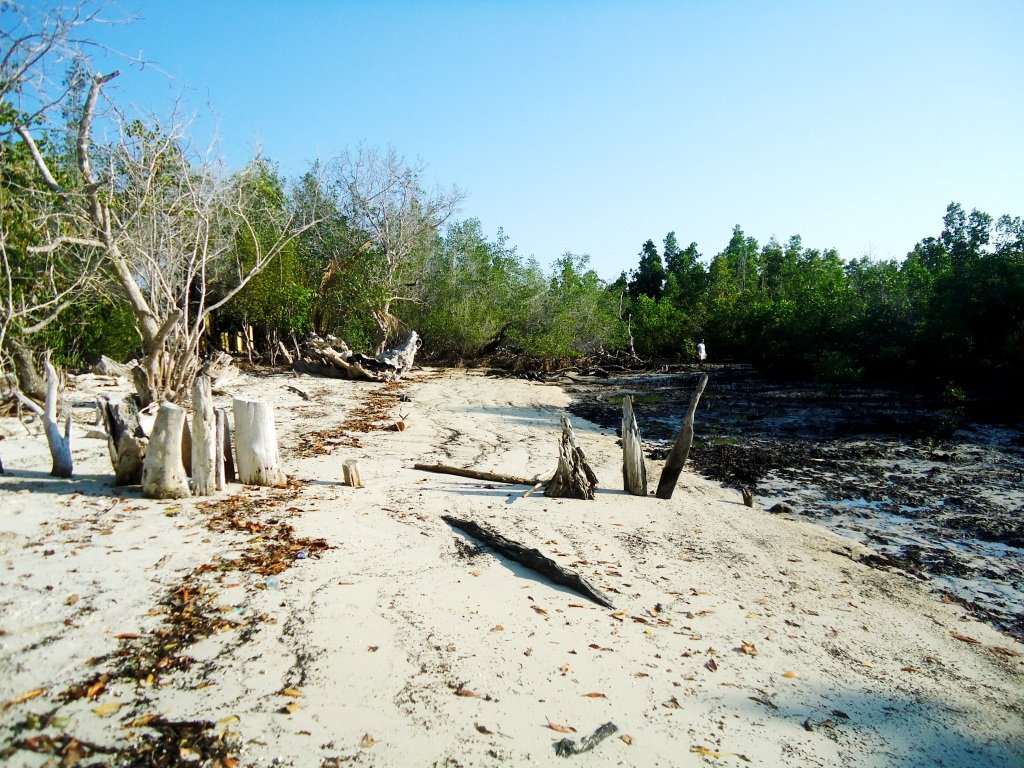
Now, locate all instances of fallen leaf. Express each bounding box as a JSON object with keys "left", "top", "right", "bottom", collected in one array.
[
  {"left": 546, "top": 718, "right": 576, "bottom": 734},
  {"left": 475, "top": 723, "right": 495, "bottom": 735},
  {"left": 560, "top": 663, "right": 571, "bottom": 674},
  {"left": 93, "top": 701, "right": 123, "bottom": 717},
  {"left": 740, "top": 641, "right": 758, "bottom": 656},
  {"left": 455, "top": 688, "right": 480, "bottom": 698},
  {"left": 690, "top": 745, "right": 751, "bottom": 762},
  {"left": 85, "top": 679, "right": 106, "bottom": 699},
  {"left": 620, "top": 734, "right": 634, "bottom": 745},
  {"left": 128, "top": 714, "right": 158, "bottom": 727},
  {"left": 360, "top": 733, "right": 375, "bottom": 748},
  {"left": 491, "top": 625, "right": 504, "bottom": 632},
  {"left": 581, "top": 692, "right": 607, "bottom": 698},
  {"left": 568, "top": 604, "right": 586, "bottom": 608},
  {"left": 367, "top": 645, "right": 379, "bottom": 652},
  {"left": 7, "top": 688, "right": 46, "bottom": 706},
  {"left": 468, "top": 569, "right": 481, "bottom": 577},
  {"left": 950, "top": 632, "right": 979, "bottom": 644},
  {"left": 532, "top": 605, "right": 548, "bottom": 616},
  {"left": 223, "top": 757, "right": 239, "bottom": 768},
  {"left": 217, "top": 714, "right": 240, "bottom": 726},
  {"left": 901, "top": 666, "right": 918, "bottom": 673},
  {"left": 114, "top": 632, "right": 141, "bottom": 640},
  {"left": 65, "top": 594, "right": 80, "bottom": 606},
  {"left": 991, "top": 646, "right": 1023, "bottom": 658},
  {"left": 663, "top": 696, "right": 682, "bottom": 709},
  {"left": 705, "top": 658, "right": 719, "bottom": 672},
  {"left": 782, "top": 670, "right": 798, "bottom": 679},
  {"left": 280, "top": 702, "right": 301, "bottom": 714},
  {"left": 280, "top": 688, "right": 303, "bottom": 698}
]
